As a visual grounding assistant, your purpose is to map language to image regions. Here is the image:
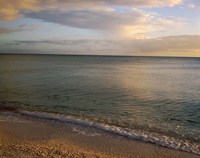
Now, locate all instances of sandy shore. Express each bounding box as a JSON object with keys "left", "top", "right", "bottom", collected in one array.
[{"left": 0, "top": 114, "right": 199, "bottom": 158}]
